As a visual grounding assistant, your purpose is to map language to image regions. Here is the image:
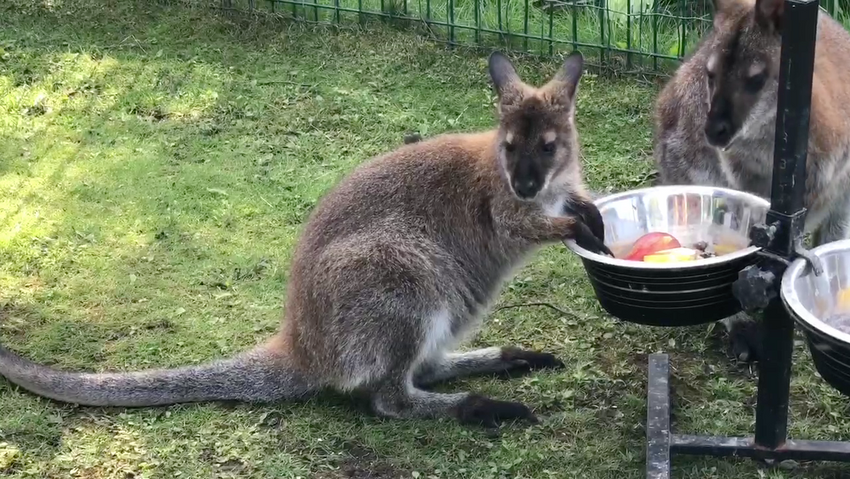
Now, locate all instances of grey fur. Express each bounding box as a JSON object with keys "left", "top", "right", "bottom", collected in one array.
[
  {"left": 0, "top": 345, "right": 308, "bottom": 406},
  {"left": 0, "top": 51, "right": 606, "bottom": 427},
  {"left": 653, "top": 0, "right": 850, "bottom": 362}
]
